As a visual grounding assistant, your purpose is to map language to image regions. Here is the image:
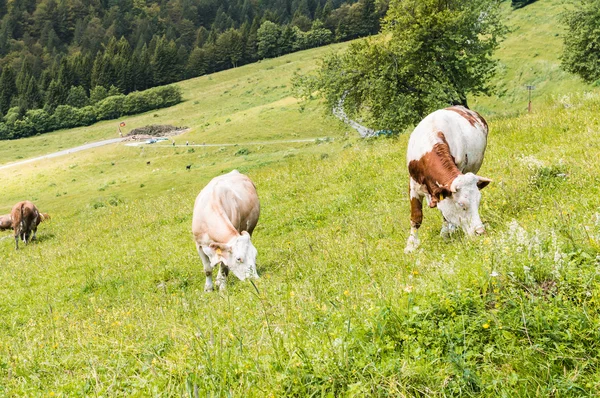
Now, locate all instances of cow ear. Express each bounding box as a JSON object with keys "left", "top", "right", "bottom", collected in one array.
[
  {"left": 209, "top": 242, "right": 231, "bottom": 253},
  {"left": 476, "top": 176, "right": 492, "bottom": 190}
]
